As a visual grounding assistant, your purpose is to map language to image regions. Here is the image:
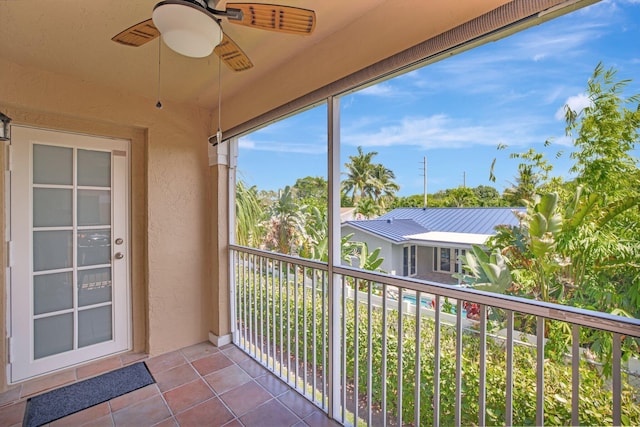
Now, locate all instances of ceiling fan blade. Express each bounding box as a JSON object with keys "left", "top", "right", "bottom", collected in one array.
[
  {"left": 224, "top": 3, "right": 316, "bottom": 35},
  {"left": 215, "top": 33, "right": 254, "bottom": 72},
  {"left": 112, "top": 19, "right": 160, "bottom": 47}
]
